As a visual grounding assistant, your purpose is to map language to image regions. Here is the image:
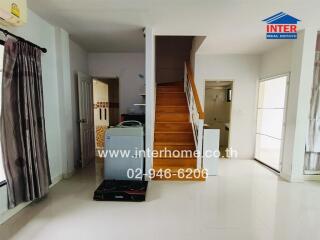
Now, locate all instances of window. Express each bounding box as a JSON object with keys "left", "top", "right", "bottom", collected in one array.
[{"left": 0, "top": 42, "right": 5, "bottom": 182}]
